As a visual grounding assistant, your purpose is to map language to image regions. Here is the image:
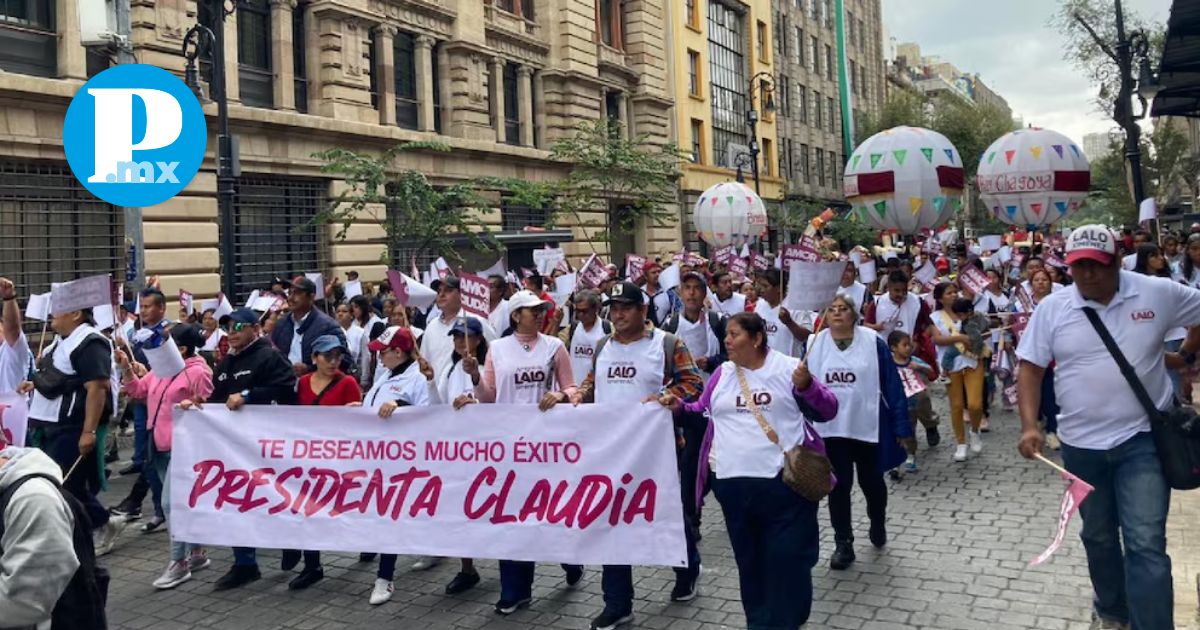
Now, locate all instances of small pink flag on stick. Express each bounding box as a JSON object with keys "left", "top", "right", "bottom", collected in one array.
[{"left": 1029, "top": 454, "right": 1094, "bottom": 566}]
